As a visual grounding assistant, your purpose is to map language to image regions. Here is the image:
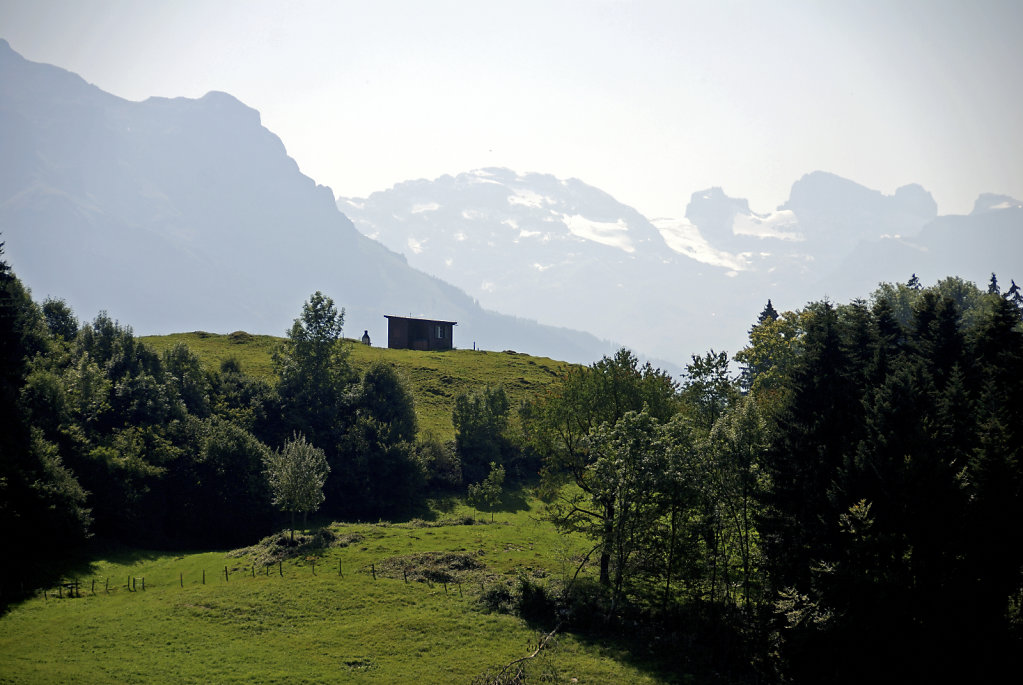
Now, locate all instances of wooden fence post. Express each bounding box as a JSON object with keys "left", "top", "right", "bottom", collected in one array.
[
  {"left": 224, "top": 566, "right": 229, "bottom": 582},
  {"left": 279, "top": 561, "right": 283, "bottom": 577},
  {"left": 202, "top": 570, "right": 205, "bottom": 585},
  {"left": 371, "top": 564, "right": 376, "bottom": 580},
  {"left": 180, "top": 572, "right": 183, "bottom": 588}
]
